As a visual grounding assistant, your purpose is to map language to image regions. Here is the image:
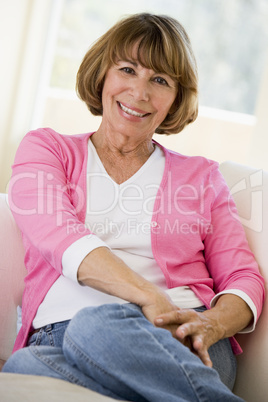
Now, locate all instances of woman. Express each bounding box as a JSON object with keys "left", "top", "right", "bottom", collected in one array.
[{"left": 3, "top": 13, "right": 265, "bottom": 401}]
